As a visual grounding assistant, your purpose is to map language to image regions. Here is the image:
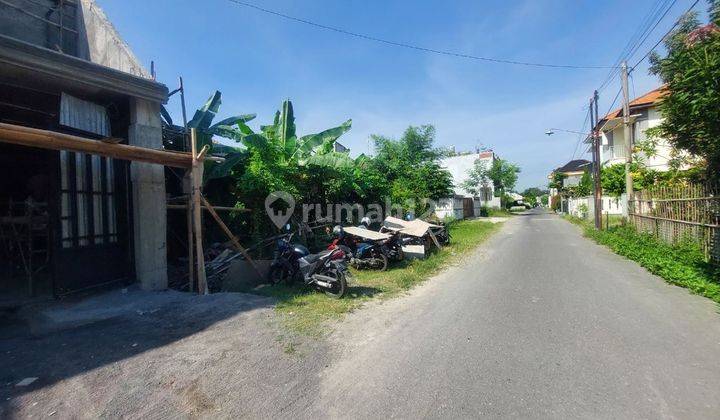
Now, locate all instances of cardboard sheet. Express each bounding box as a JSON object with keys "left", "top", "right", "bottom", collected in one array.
[
  {"left": 343, "top": 226, "right": 391, "bottom": 241},
  {"left": 382, "top": 216, "right": 441, "bottom": 238}
]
